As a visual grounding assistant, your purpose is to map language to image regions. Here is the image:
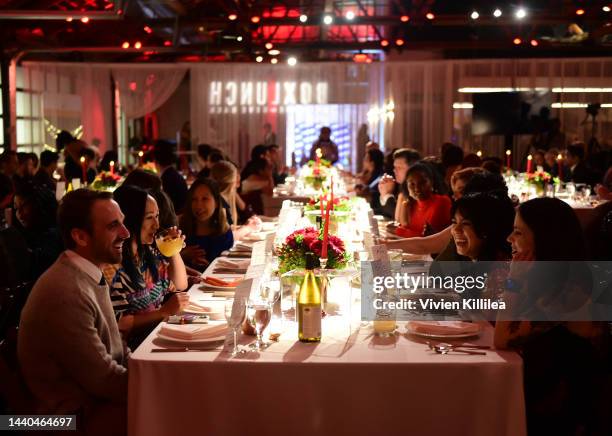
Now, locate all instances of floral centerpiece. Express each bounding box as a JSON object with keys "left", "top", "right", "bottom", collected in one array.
[
  {"left": 278, "top": 227, "right": 350, "bottom": 274},
  {"left": 303, "top": 159, "right": 331, "bottom": 190},
  {"left": 307, "top": 158, "right": 332, "bottom": 169},
  {"left": 141, "top": 161, "right": 157, "bottom": 174},
  {"left": 304, "top": 196, "right": 353, "bottom": 227},
  {"left": 525, "top": 170, "right": 559, "bottom": 196},
  {"left": 91, "top": 171, "right": 121, "bottom": 191}
]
